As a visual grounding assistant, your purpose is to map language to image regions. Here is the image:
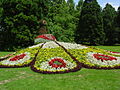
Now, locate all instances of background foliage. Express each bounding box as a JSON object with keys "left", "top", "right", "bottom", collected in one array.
[{"left": 0, "top": 0, "right": 120, "bottom": 51}]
